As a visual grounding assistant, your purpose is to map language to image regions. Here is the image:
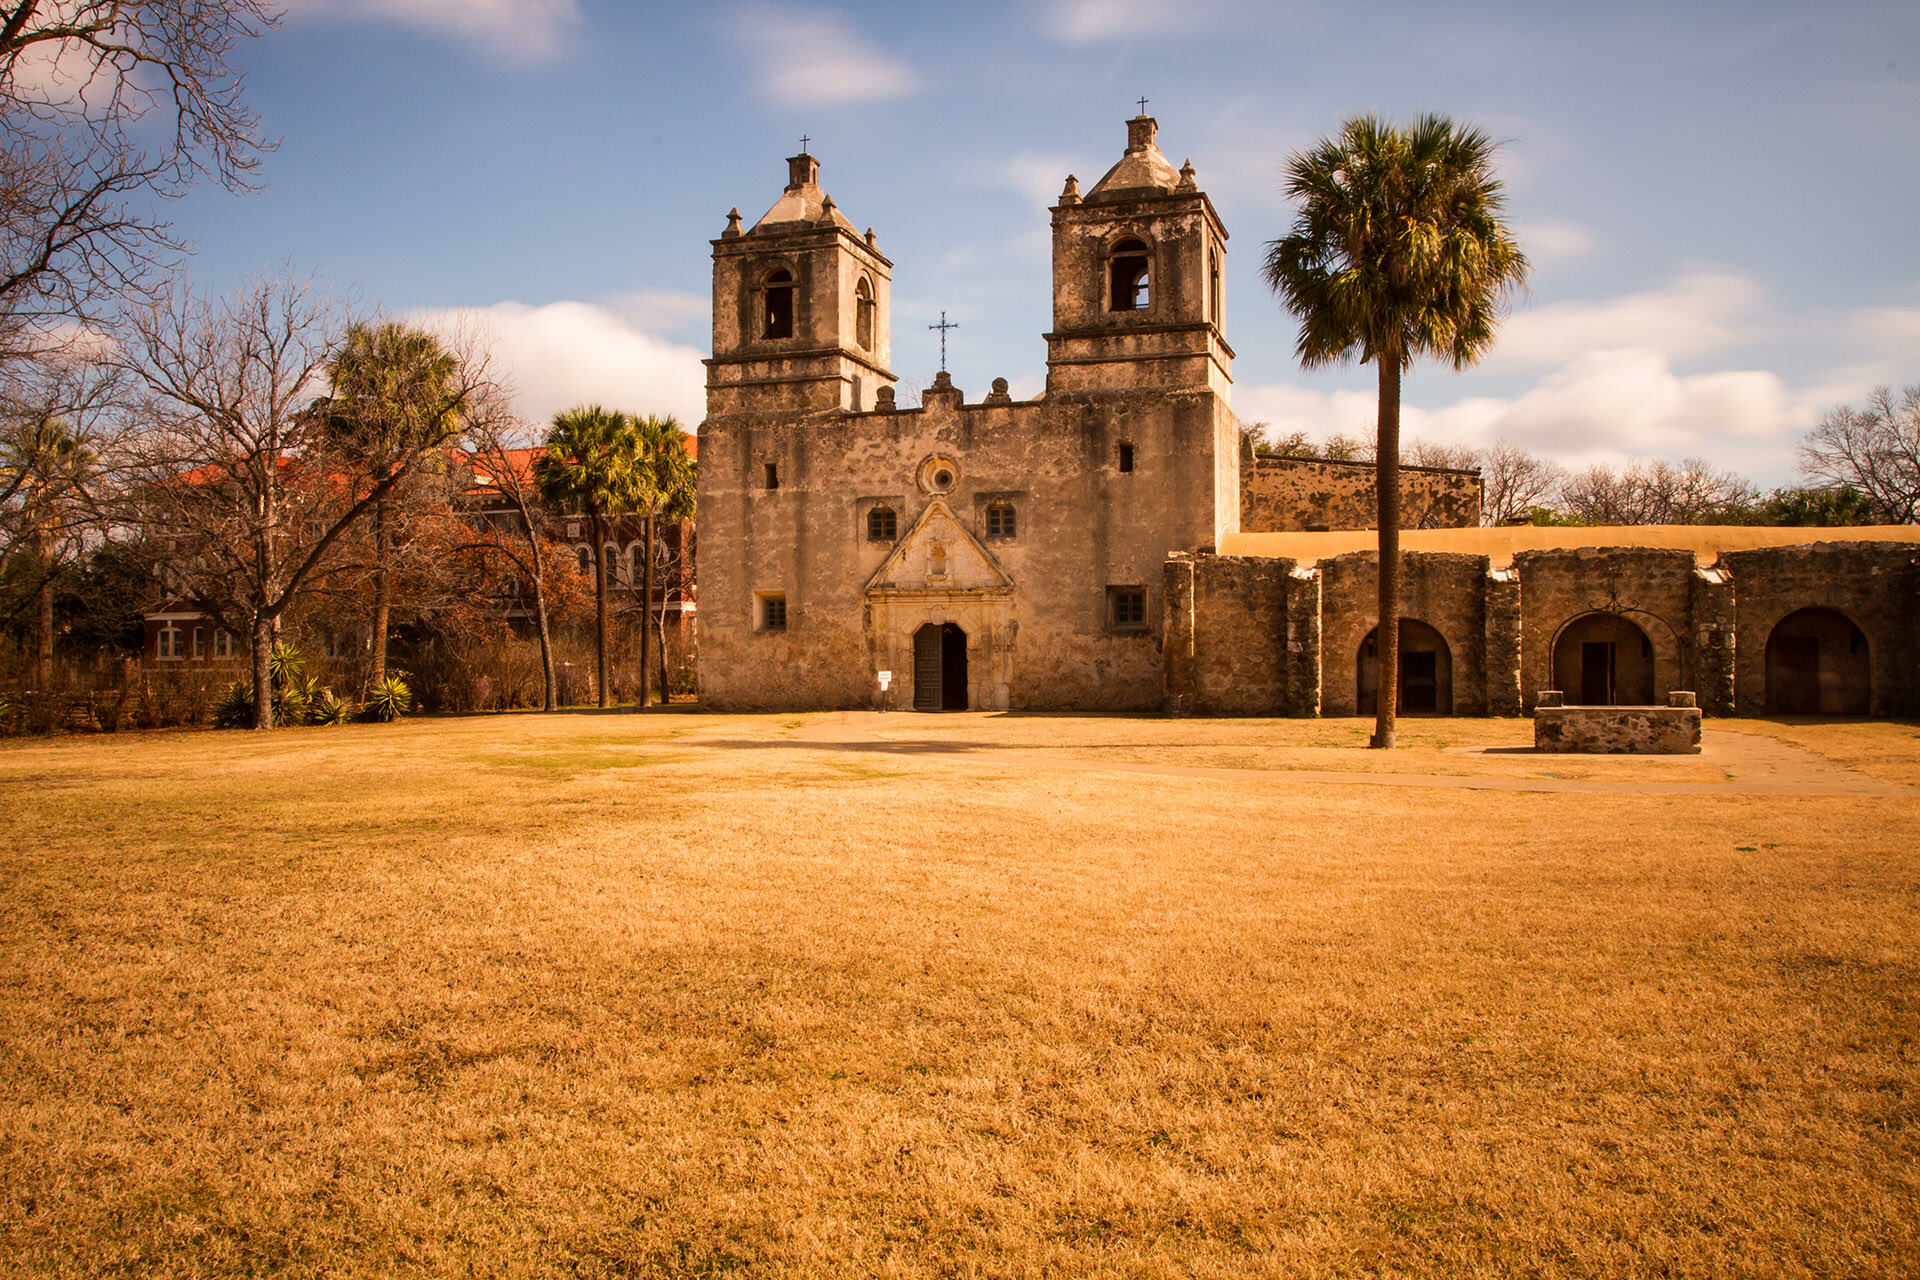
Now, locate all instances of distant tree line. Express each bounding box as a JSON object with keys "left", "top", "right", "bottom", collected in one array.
[{"left": 1241, "top": 382, "right": 1917, "bottom": 528}]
